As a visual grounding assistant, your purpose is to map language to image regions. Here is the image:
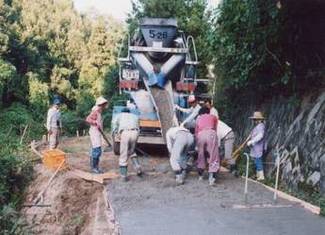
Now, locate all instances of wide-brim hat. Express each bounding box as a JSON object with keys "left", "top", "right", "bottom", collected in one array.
[
  {"left": 188, "top": 95, "right": 196, "bottom": 103},
  {"left": 249, "top": 111, "right": 265, "bottom": 120},
  {"left": 95, "top": 96, "right": 108, "bottom": 106}
]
